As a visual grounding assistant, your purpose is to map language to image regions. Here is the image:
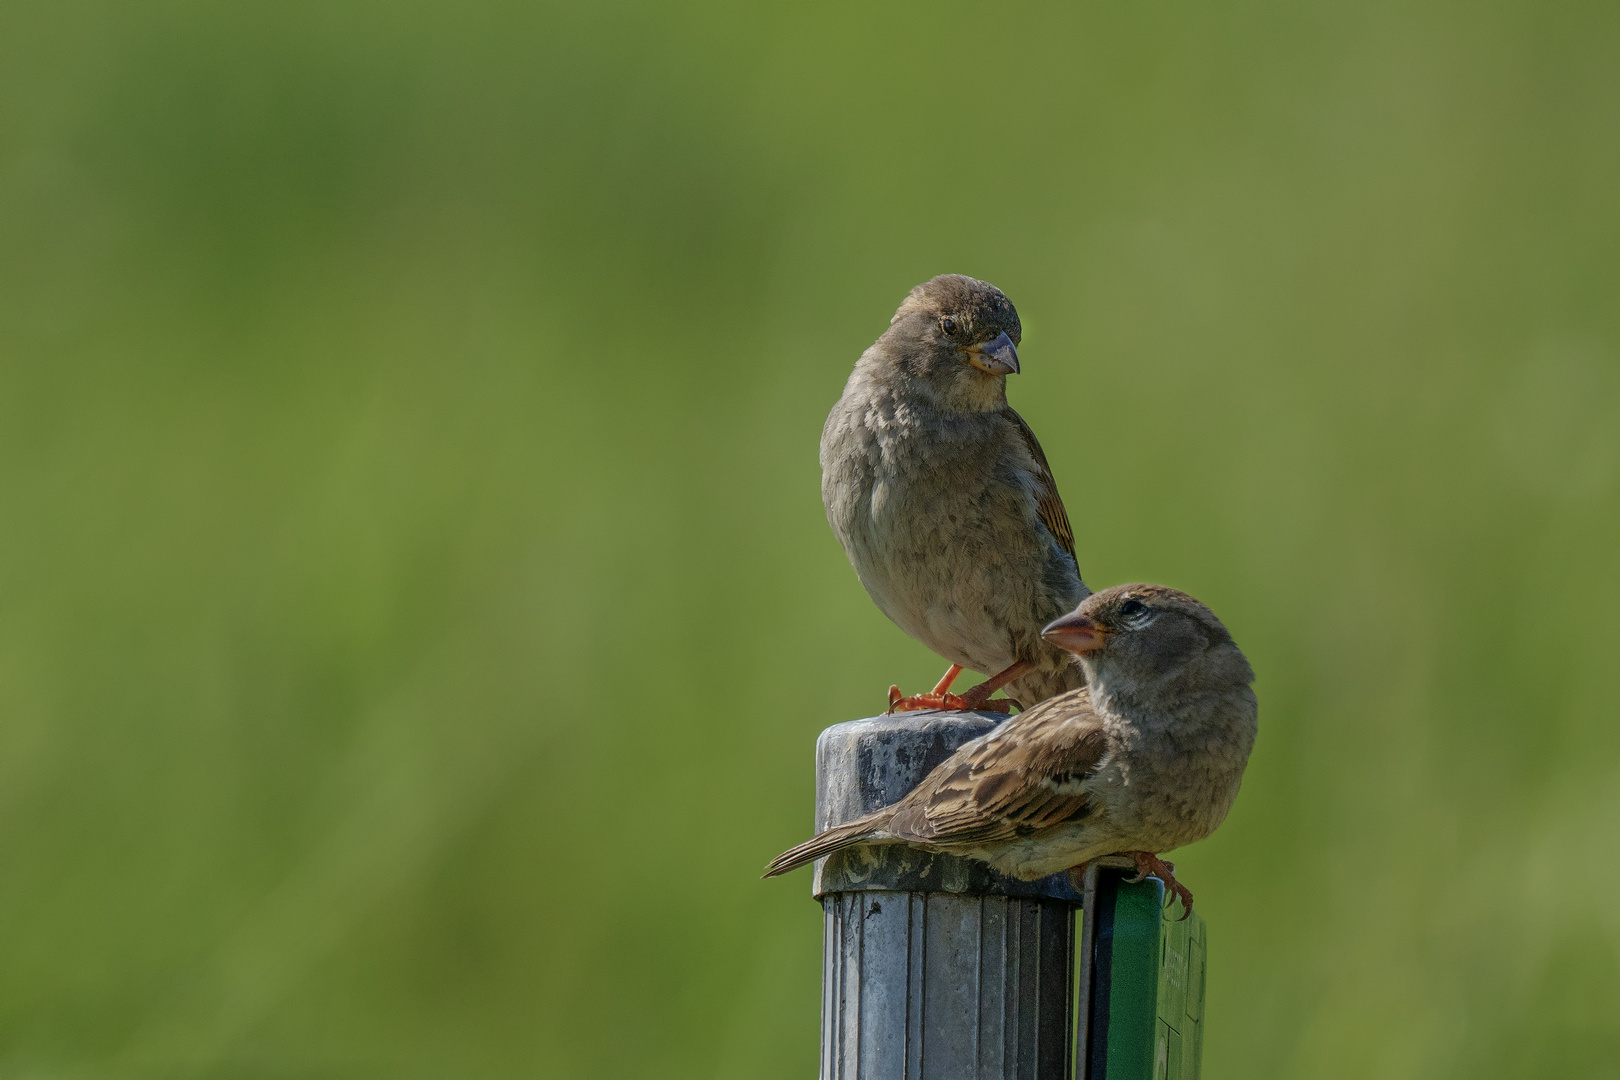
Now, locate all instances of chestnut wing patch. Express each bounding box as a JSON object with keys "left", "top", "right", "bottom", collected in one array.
[
  {"left": 1007, "top": 408, "right": 1076, "bottom": 562},
  {"left": 886, "top": 691, "right": 1108, "bottom": 847}
]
